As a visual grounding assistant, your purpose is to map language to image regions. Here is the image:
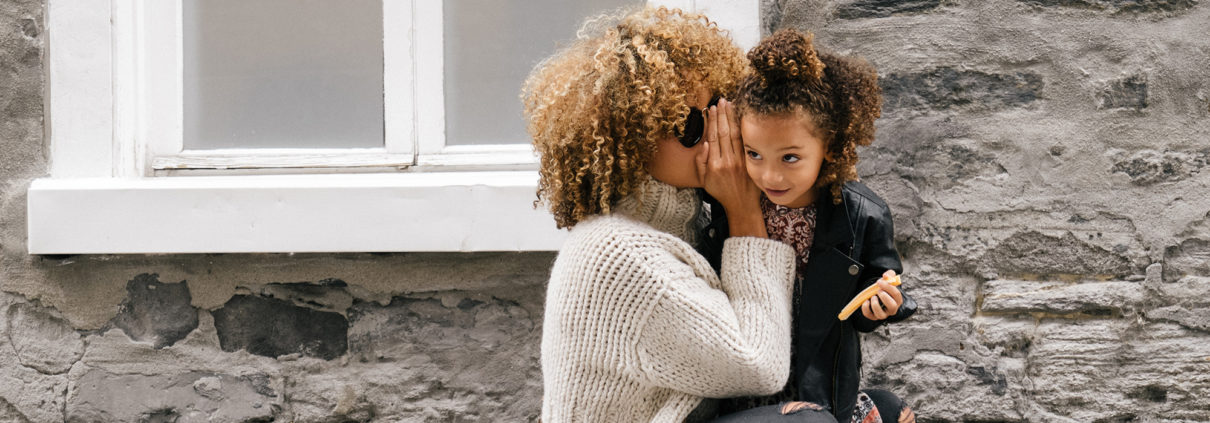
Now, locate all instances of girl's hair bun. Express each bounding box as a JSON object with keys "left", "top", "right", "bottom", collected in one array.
[{"left": 748, "top": 29, "right": 825, "bottom": 83}]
